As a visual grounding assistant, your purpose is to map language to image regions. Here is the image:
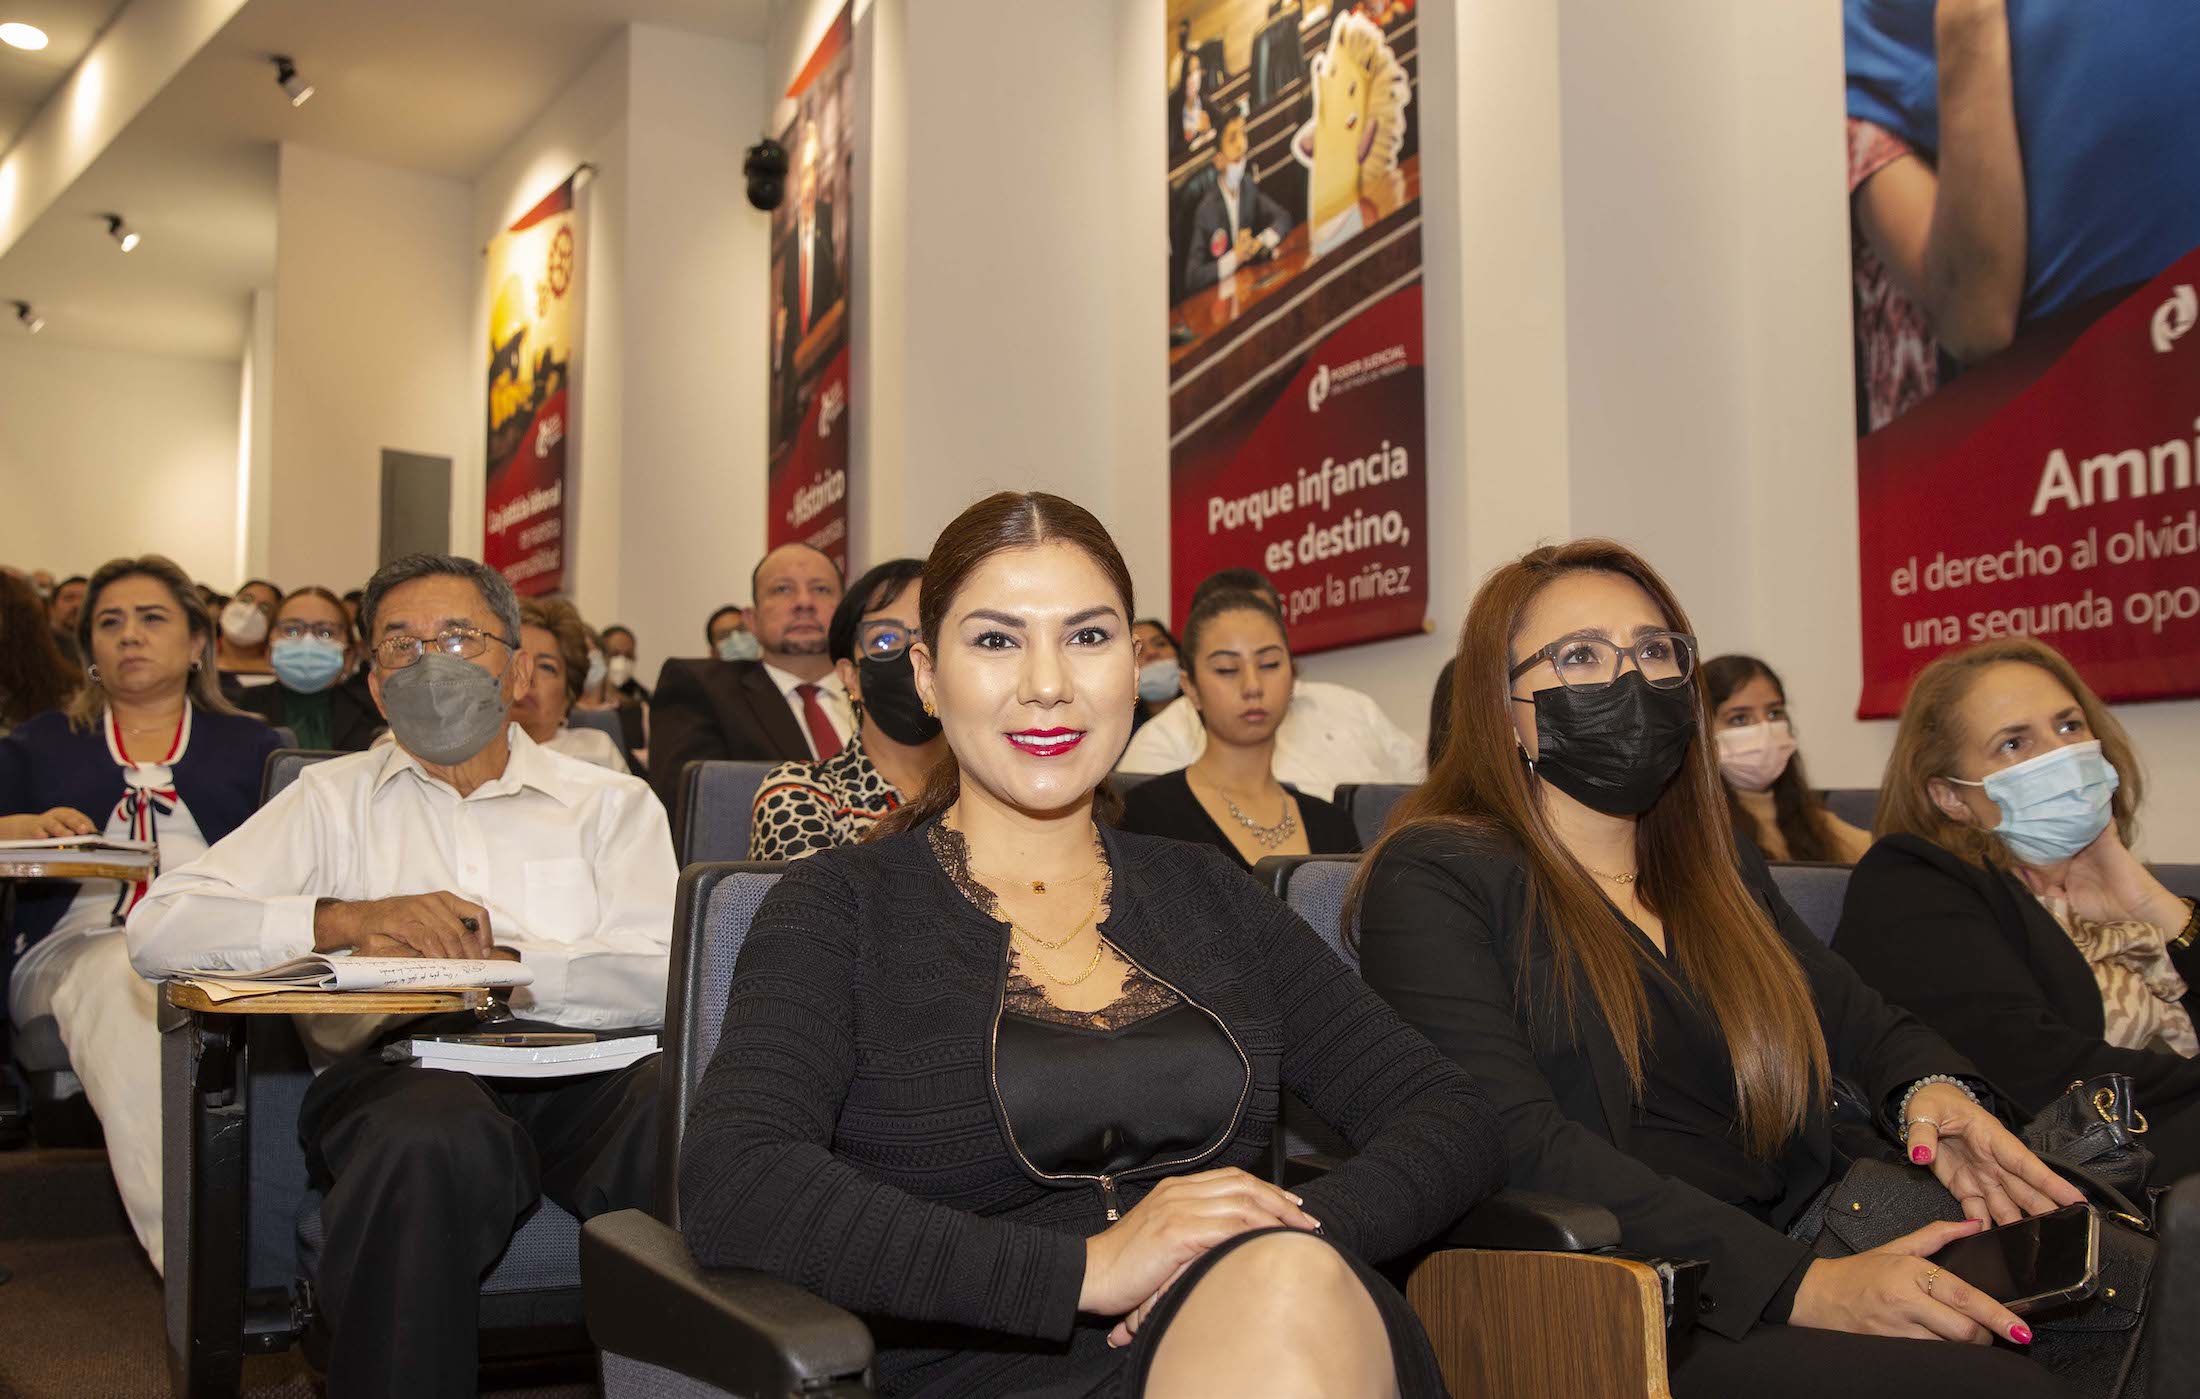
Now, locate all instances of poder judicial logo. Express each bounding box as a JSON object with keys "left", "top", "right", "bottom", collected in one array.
[
  {"left": 2151, "top": 284, "right": 2196, "bottom": 354},
  {"left": 1307, "top": 363, "right": 1332, "bottom": 413}
]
